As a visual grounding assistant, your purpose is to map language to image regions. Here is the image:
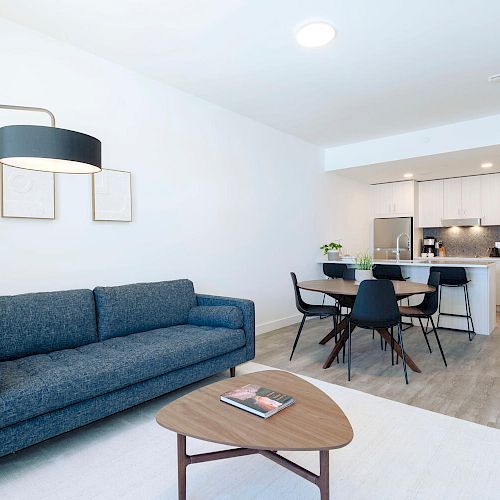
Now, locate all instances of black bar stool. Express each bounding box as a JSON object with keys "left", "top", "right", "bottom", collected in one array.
[
  {"left": 372, "top": 264, "right": 407, "bottom": 281},
  {"left": 433, "top": 266, "right": 475, "bottom": 341}
]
